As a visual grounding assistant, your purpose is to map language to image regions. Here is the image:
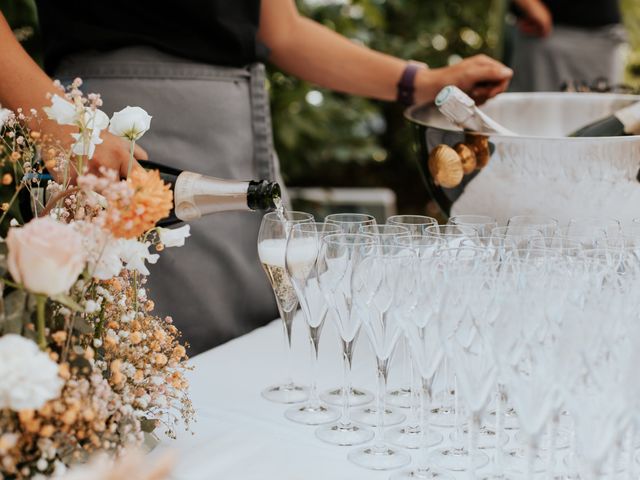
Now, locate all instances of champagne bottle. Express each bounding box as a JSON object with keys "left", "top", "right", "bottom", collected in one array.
[
  {"left": 568, "top": 102, "right": 640, "bottom": 137},
  {"left": 435, "top": 85, "right": 516, "bottom": 136},
  {"left": 18, "top": 160, "right": 281, "bottom": 227},
  {"left": 141, "top": 160, "right": 282, "bottom": 226}
]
